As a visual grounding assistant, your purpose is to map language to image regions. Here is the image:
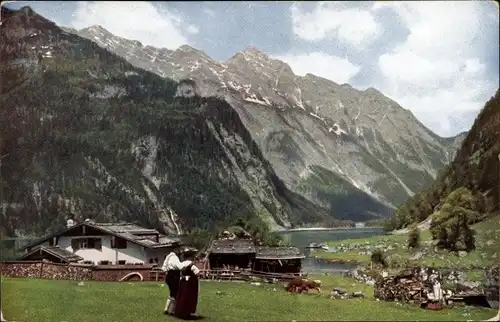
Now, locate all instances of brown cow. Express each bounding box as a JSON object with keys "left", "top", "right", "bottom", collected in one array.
[{"left": 286, "top": 278, "right": 322, "bottom": 295}]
